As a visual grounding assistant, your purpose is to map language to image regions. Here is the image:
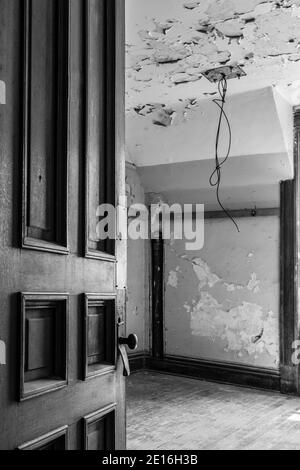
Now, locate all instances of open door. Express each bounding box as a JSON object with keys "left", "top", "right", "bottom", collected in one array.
[{"left": 0, "top": 0, "right": 127, "bottom": 450}]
